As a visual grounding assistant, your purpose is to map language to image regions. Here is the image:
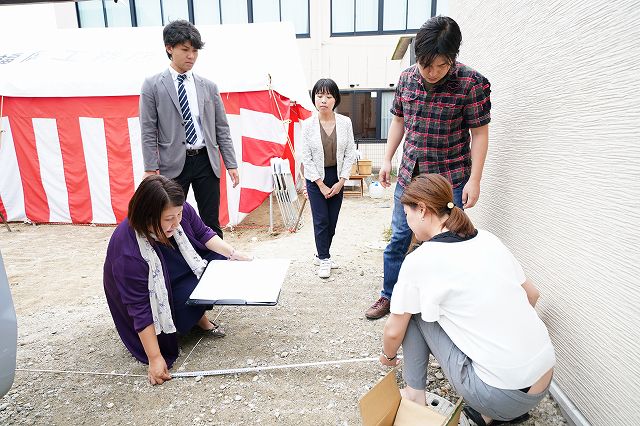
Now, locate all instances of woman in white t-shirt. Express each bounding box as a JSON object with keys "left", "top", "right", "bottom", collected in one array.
[{"left": 379, "top": 174, "right": 555, "bottom": 426}]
